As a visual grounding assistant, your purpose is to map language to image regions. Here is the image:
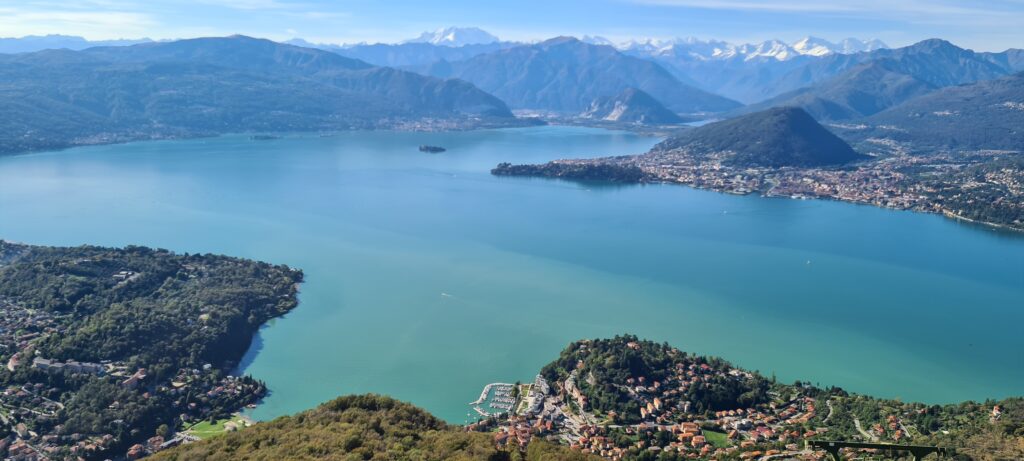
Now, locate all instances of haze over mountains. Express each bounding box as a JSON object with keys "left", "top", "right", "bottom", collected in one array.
[
  {"left": 421, "top": 37, "right": 741, "bottom": 114},
  {"left": 0, "top": 34, "right": 153, "bottom": 54}
]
